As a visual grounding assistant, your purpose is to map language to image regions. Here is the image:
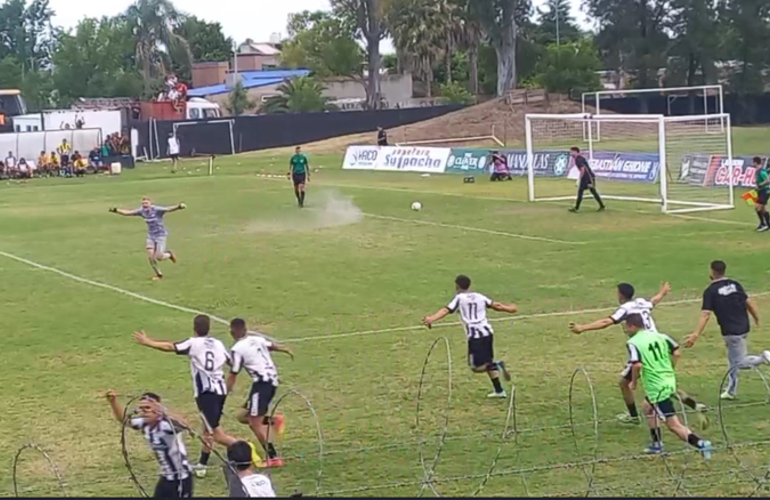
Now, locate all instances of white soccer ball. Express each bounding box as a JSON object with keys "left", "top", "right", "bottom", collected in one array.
[{"left": 411, "top": 201, "right": 422, "bottom": 211}]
